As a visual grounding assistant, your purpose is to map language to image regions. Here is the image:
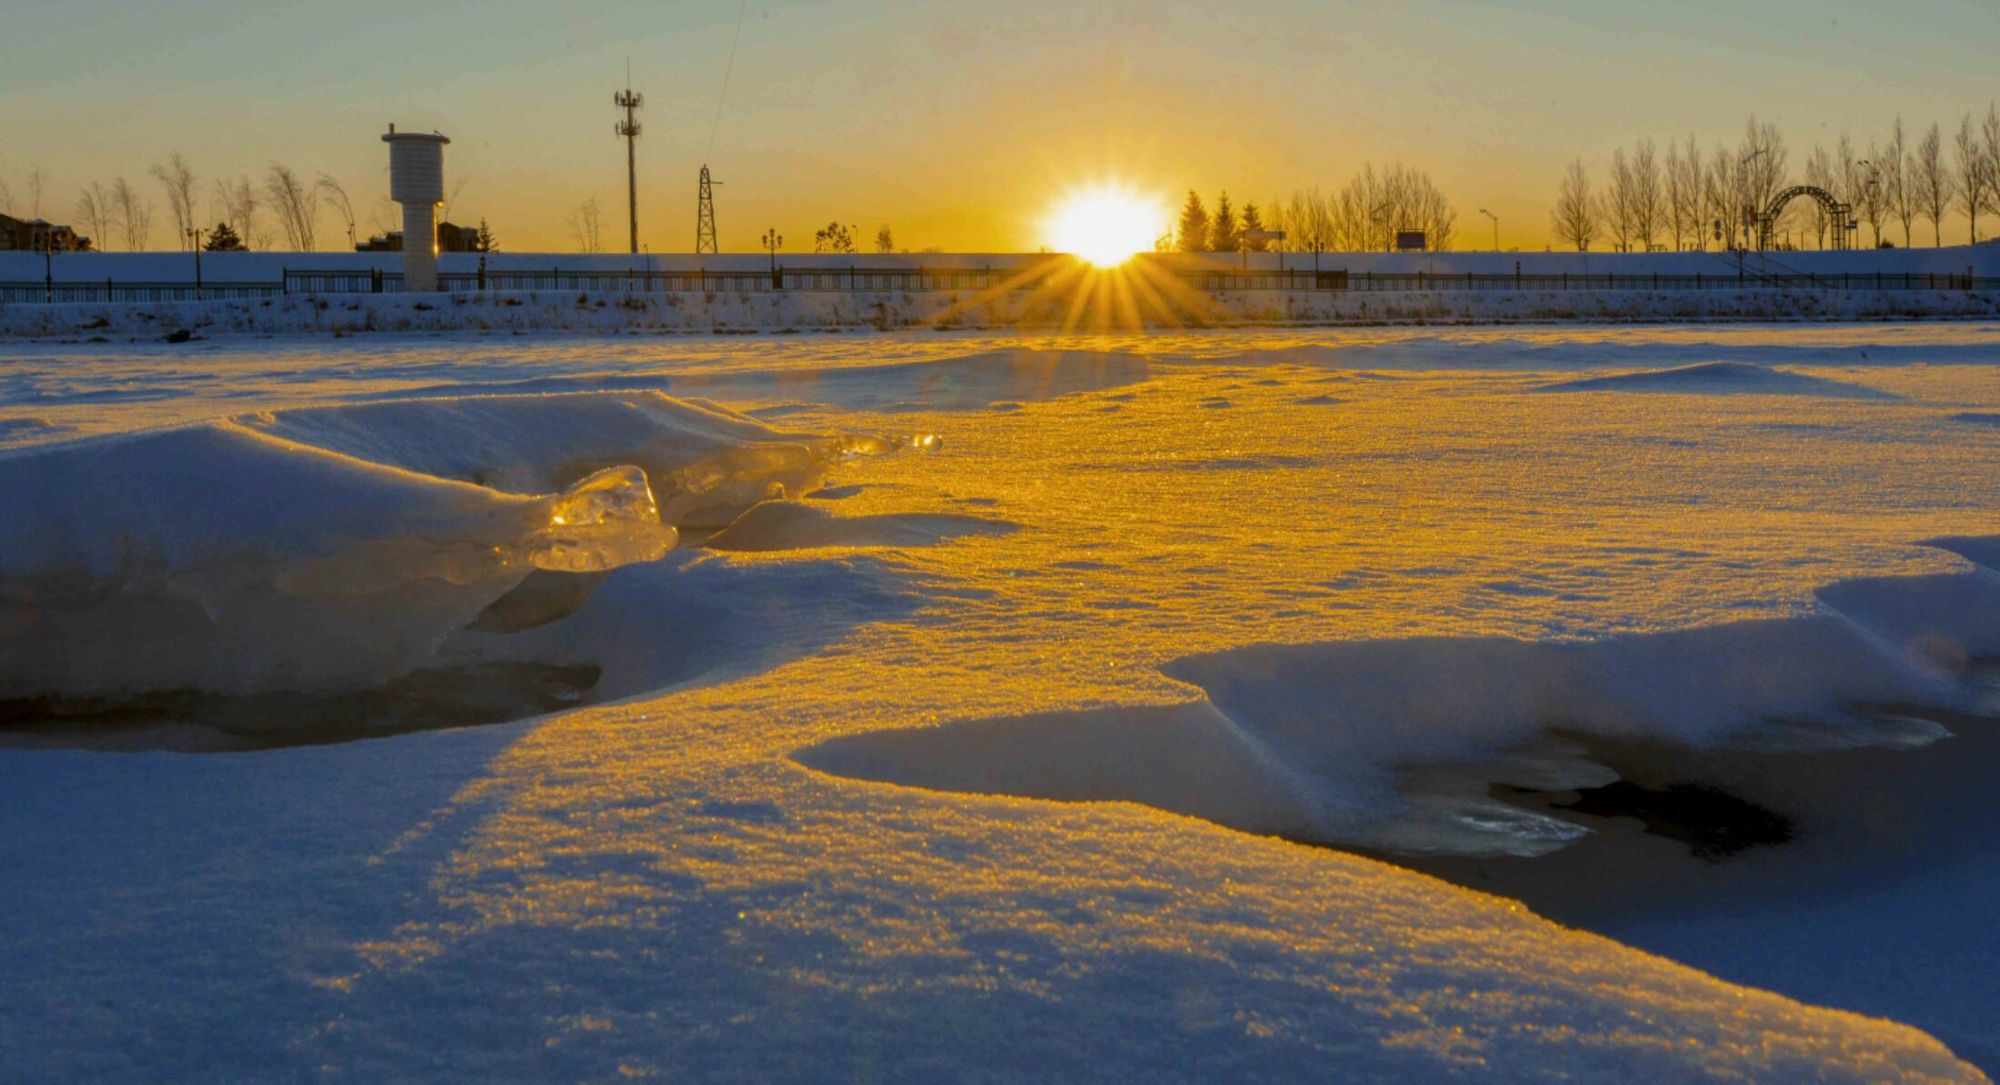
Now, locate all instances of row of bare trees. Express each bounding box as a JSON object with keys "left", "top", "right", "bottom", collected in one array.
[
  {"left": 1257, "top": 164, "right": 1459, "bottom": 255},
  {"left": 5, "top": 155, "right": 391, "bottom": 251},
  {"left": 1554, "top": 108, "right": 2000, "bottom": 252}
]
